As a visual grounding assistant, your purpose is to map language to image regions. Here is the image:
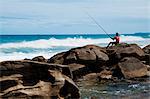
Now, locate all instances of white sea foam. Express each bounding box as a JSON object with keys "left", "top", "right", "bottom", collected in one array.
[
  {"left": 0, "top": 36, "right": 147, "bottom": 49},
  {"left": 120, "top": 35, "right": 145, "bottom": 42},
  {"left": 0, "top": 35, "right": 149, "bottom": 61},
  {"left": 0, "top": 51, "right": 59, "bottom": 62}
]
